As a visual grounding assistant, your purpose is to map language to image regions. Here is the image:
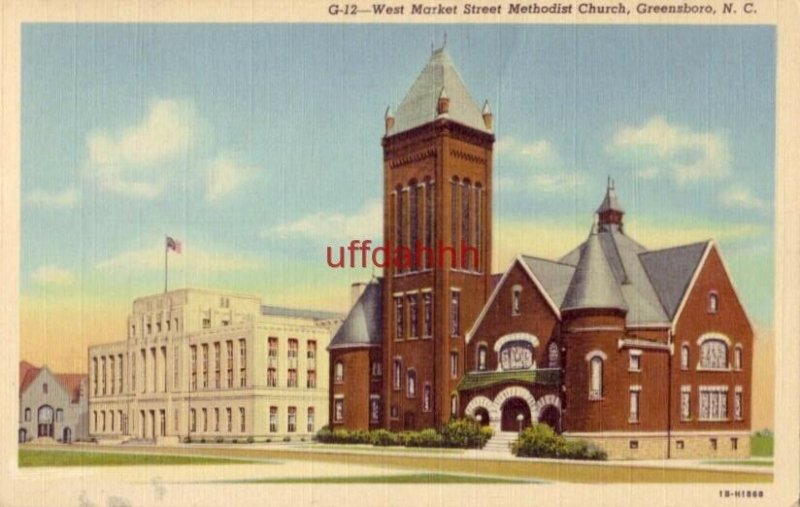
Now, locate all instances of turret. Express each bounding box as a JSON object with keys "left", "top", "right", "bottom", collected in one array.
[{"left": 596, "top": 177, "right": 624, "bottom": 232}]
